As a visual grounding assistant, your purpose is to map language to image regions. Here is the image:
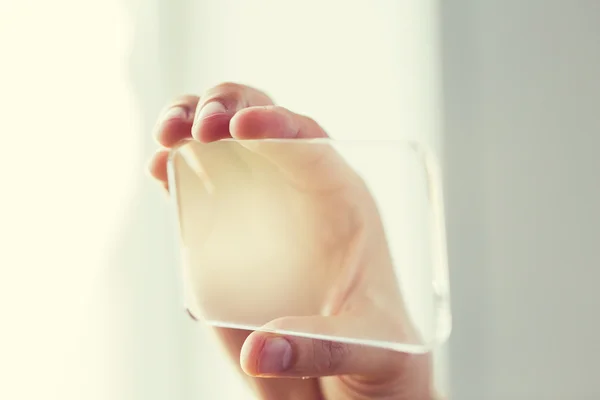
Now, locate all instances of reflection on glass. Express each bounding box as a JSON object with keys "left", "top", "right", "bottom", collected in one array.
[{"left": 168, "top": 139, "right": 450, "bottom": 353}]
